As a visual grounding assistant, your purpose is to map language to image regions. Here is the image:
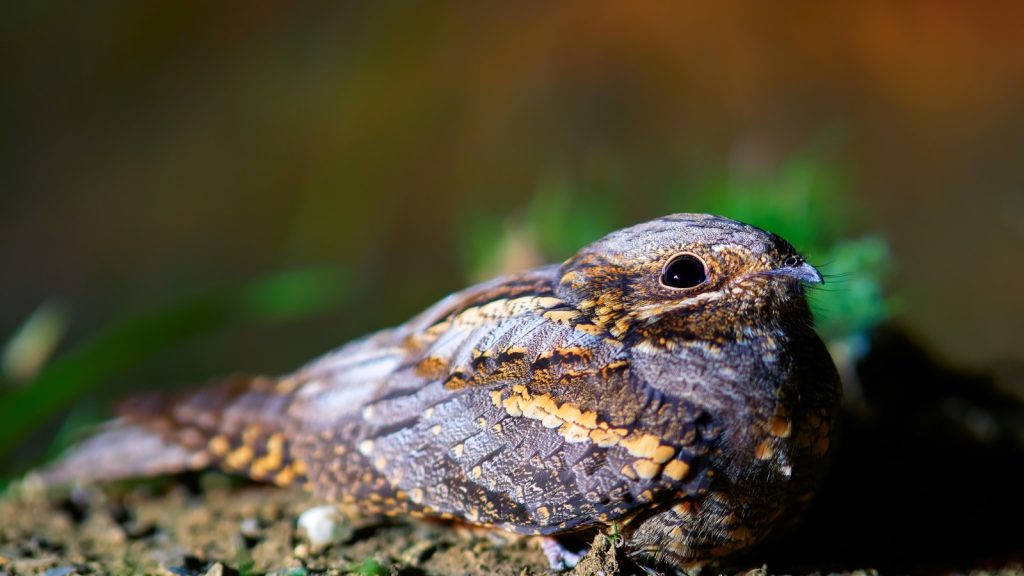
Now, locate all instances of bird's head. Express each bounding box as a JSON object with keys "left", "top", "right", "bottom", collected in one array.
[{"left": 556, "top": 213, "right": 823, "bottom": 345}]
